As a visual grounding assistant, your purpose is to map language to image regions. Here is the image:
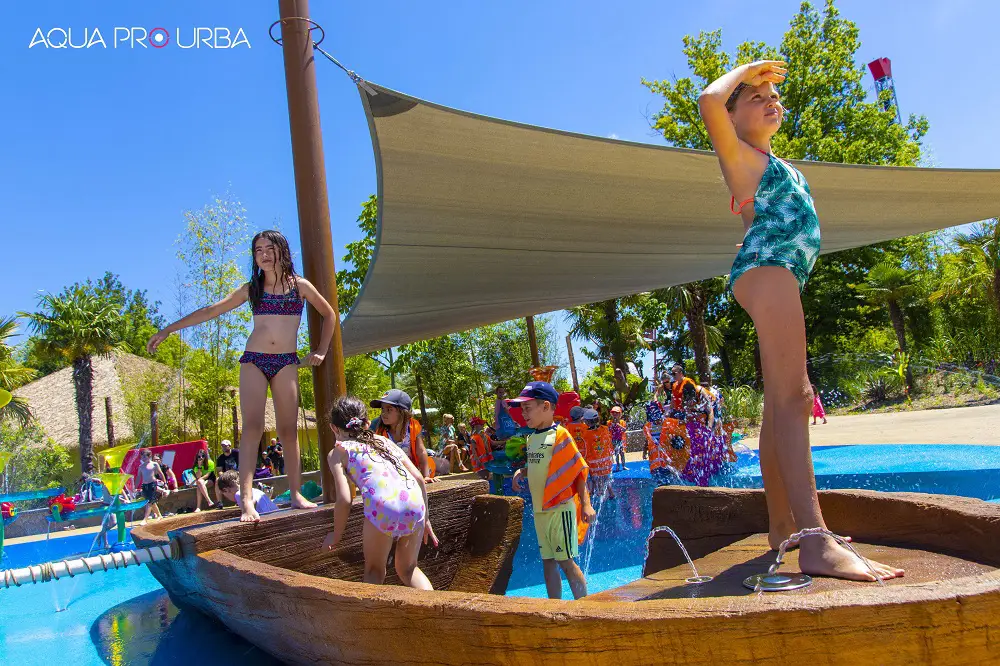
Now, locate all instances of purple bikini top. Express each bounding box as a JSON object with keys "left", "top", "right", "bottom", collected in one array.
[{"left": 251, "top": 286, "right": 304, "bottom": 316}]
